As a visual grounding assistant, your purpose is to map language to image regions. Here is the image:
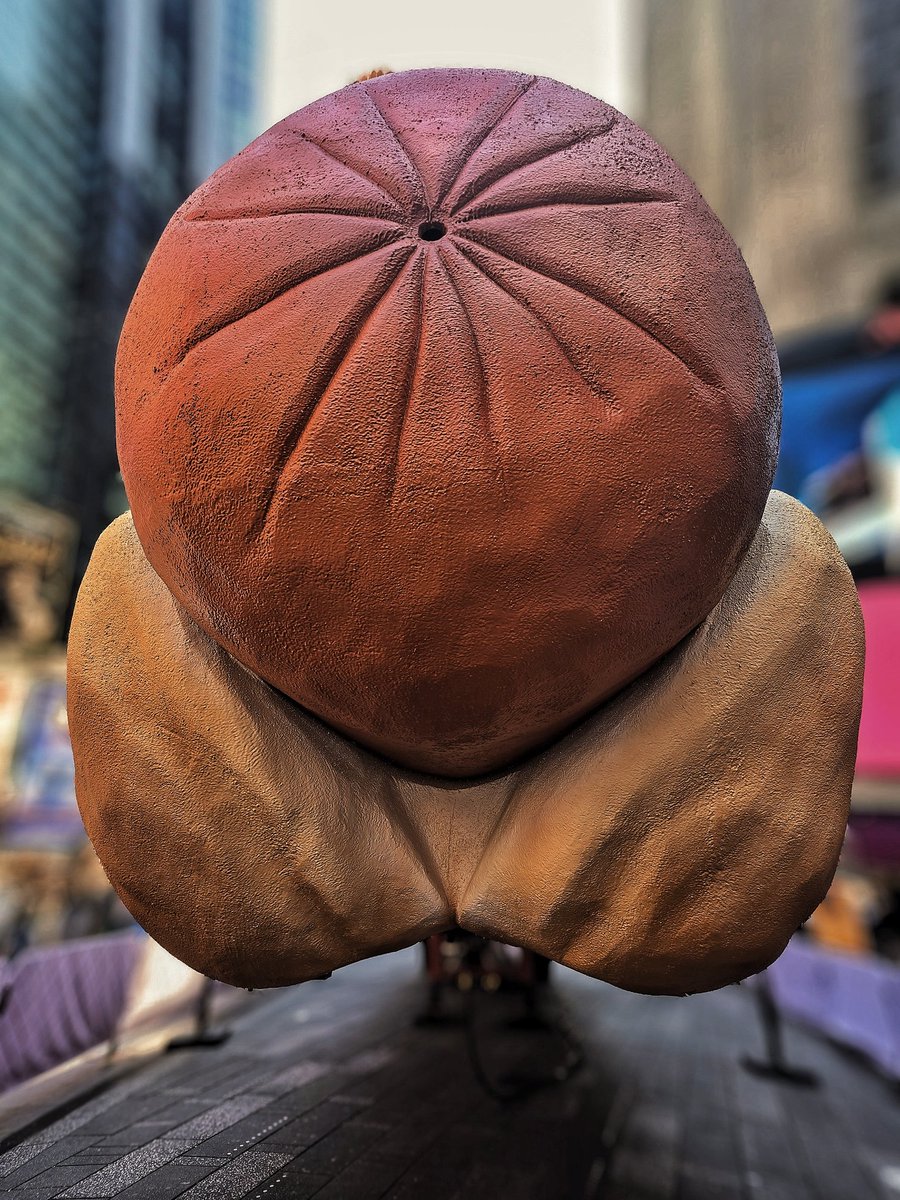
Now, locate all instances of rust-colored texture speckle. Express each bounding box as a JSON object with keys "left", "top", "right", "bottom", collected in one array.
[
  {"left": 115, "top": 68, "right": 781, "bottom": 777},
  {"left": 68, "top": 493, "right": 863, "bottom": 995}
]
